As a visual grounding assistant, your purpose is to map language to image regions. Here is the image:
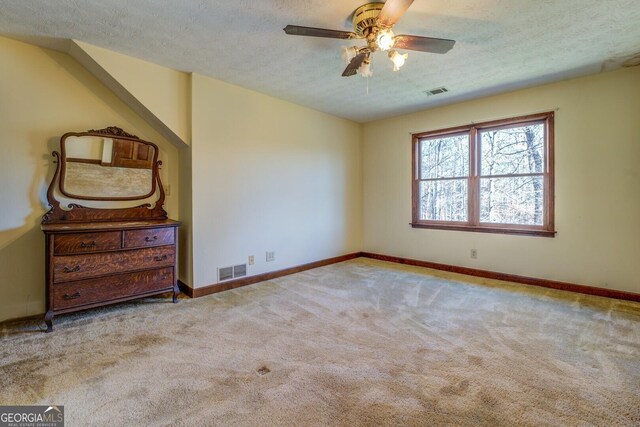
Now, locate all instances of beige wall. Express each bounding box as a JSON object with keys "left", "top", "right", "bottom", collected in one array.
[
  {"left": 0, "top": 37, "right": 363, "bottom": 321},
  {"left": 2, "top": 34, "right": 638, "bottom": 323},
  {"left": 190, "top": 74, "right": 363, "bottom": 288},
  {"left": 363, "top": 67, "right": 640, "bottom": 293},
  {"left": 178, "top": 145, "right": 193, "bottom": 287},
  {"left": 70, "top": 40, "right": 191, "bottom": 146},
  {"left": 0, "top": 36, "right": 180, "bottom": 322}
]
